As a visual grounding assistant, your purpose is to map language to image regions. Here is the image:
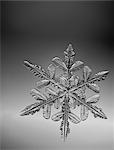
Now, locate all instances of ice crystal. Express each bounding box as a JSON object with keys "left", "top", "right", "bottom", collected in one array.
[{"left": 21, "top": 44, "right": 109, "bottom": 141}]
